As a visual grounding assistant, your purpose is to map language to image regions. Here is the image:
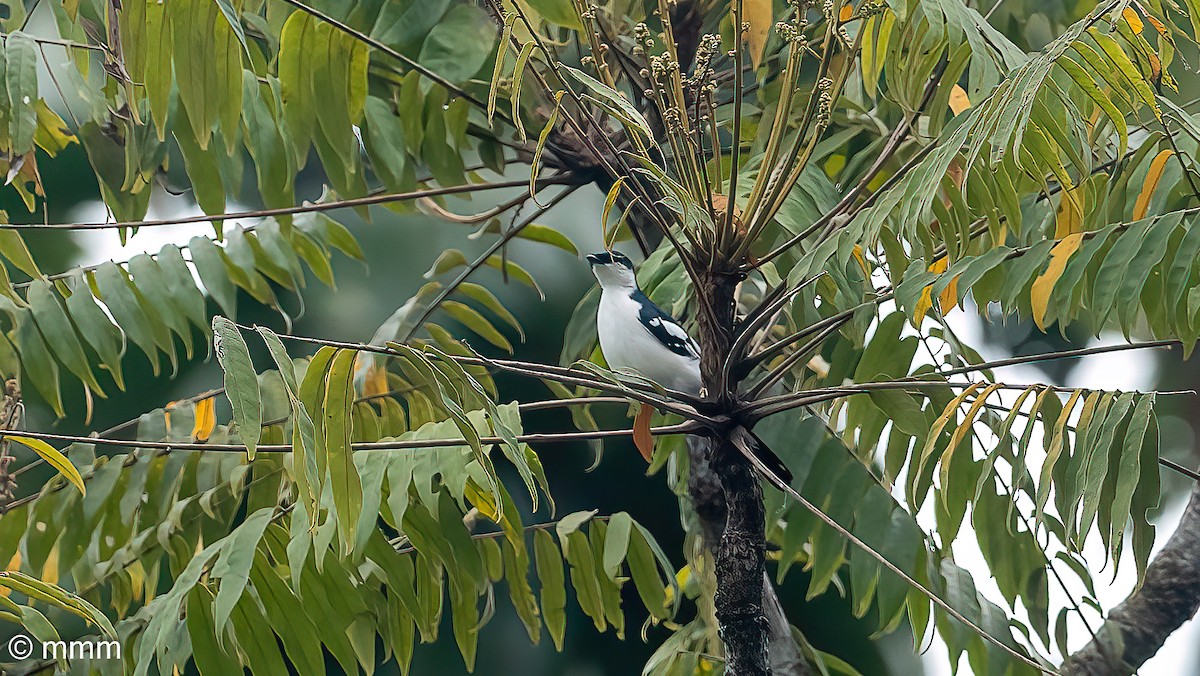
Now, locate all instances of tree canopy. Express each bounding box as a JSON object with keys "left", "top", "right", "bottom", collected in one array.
[{"left": 0, "top": 0, "right": 1198, "bottom": 674}]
